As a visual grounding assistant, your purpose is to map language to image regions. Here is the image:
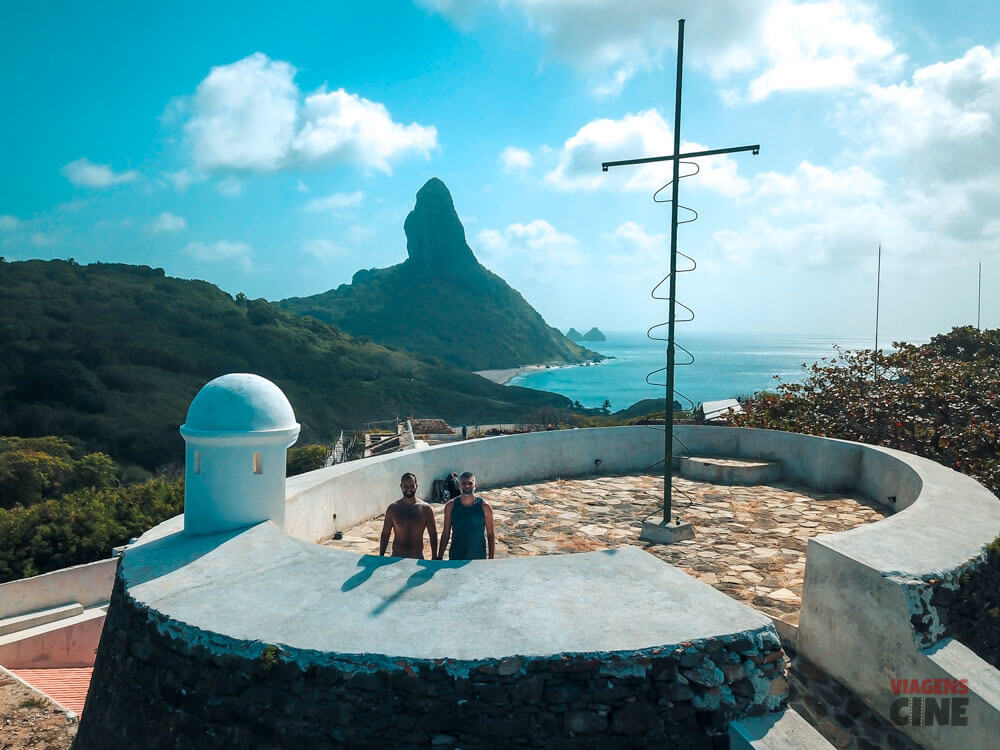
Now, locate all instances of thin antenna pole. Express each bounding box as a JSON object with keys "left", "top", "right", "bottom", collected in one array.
[
  {"left": 875, "top": 243, "right": 881, "bottom": 356},
  {"left": 874, "top": 243, "right": 882, "bottom": 442},
  {"left": 663, "top": 18, "right": 685, "bottom": 524},
  {"left": 978, "top": 260, "right": 982, "bottom": 330}
]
